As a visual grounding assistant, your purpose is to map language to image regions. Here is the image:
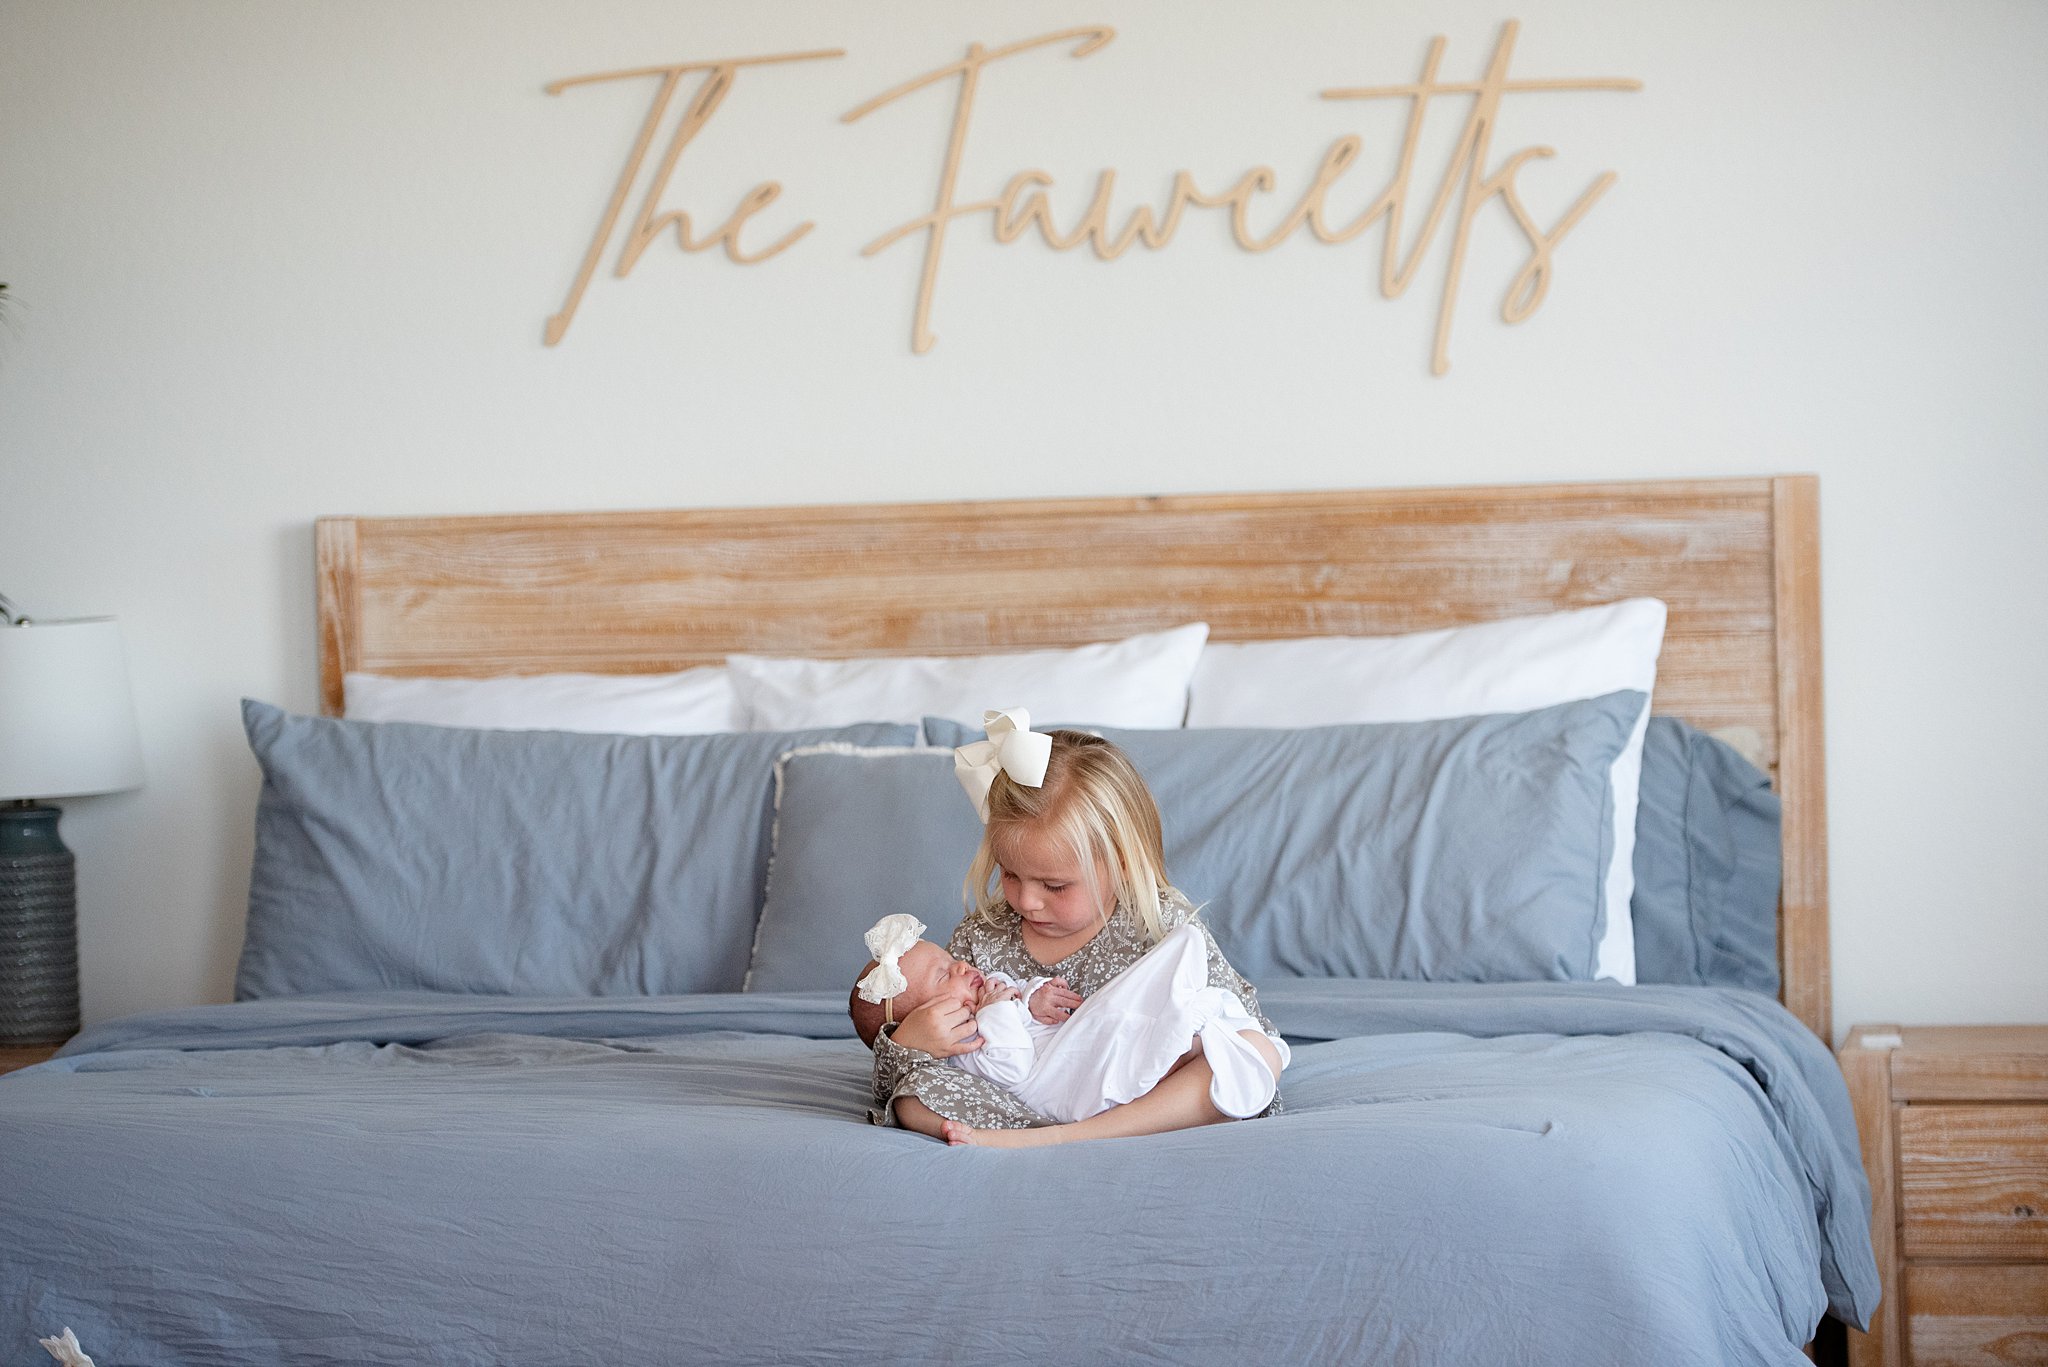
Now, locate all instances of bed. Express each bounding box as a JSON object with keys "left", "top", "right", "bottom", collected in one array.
[{"left": 0, "top": 476, "right": 1877, "bottom": 1365}]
